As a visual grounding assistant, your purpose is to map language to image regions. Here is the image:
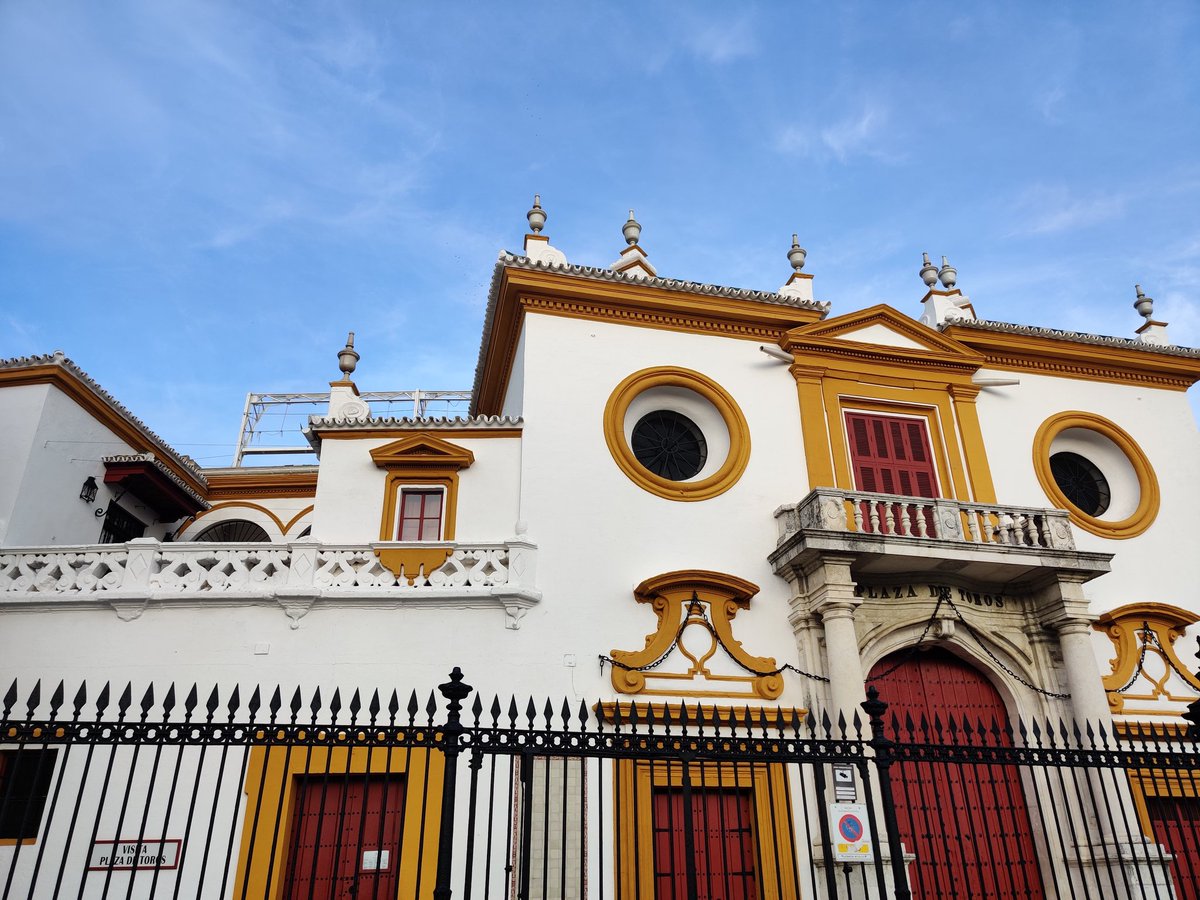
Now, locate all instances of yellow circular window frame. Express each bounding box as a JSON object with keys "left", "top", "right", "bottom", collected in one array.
[
  {"left": 1032, "top": 411, "right": 1159, "bottom": 540},
  {"left": 603, "top": 367, "right": 751, "bottom": 502}
]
